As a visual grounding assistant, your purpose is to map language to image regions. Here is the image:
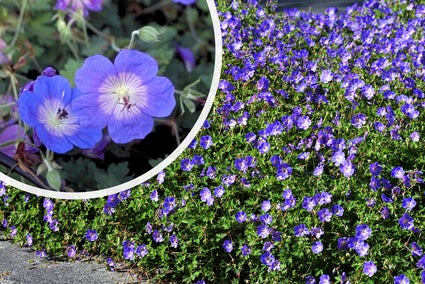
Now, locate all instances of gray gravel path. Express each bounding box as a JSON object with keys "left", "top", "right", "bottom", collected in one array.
[{"left": 0, "top": 232, "right": 149, "bottom": 284}]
